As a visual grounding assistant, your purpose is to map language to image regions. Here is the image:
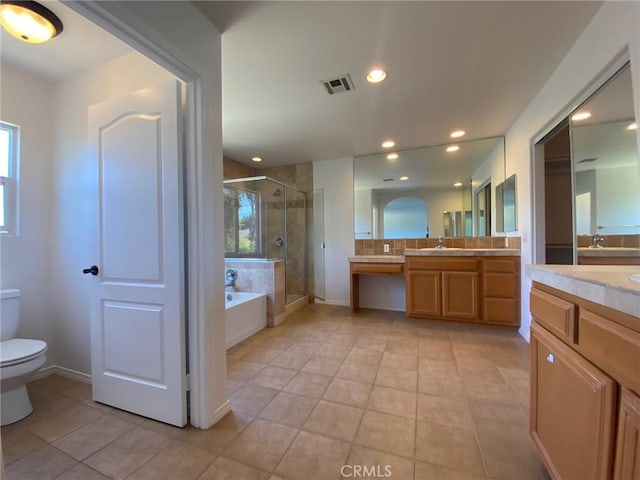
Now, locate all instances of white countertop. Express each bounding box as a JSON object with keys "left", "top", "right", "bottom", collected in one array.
[{"left": 527, "top": 264, "right": 640, "bottom": 318}]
